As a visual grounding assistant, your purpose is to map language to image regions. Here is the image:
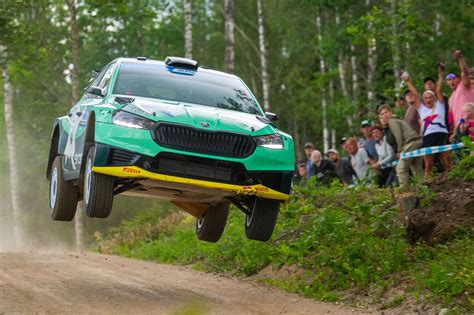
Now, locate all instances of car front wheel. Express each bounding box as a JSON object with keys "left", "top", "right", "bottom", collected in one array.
[
  {"left": 196, "top": 202, "right": 230, "bottom": 242},
  {"left": 83, "top": 145, "right": 115, "bottom": 218},
  {"left": 49, "top": 156, "right": 78, "bottom": 221},
  {"left": 245, "top": 197, "right": 279, "bottom": 242}
]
